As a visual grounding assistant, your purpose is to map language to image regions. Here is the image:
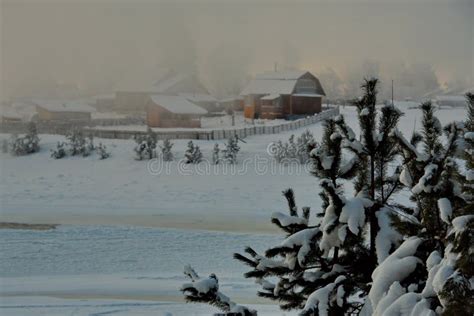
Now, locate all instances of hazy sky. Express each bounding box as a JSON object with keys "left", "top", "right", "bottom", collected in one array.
[{"left": 1, "top": 0, "right": 473, "bottom": 99}]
